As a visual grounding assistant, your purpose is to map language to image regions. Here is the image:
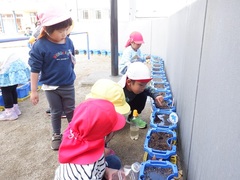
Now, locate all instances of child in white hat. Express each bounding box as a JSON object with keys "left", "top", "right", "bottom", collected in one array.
[
  {"left": 28, "top": 6, "right": 76, "bottom": 150},
  {"left": 118, "top": 62, "right": 164, "bottom": 128}
]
